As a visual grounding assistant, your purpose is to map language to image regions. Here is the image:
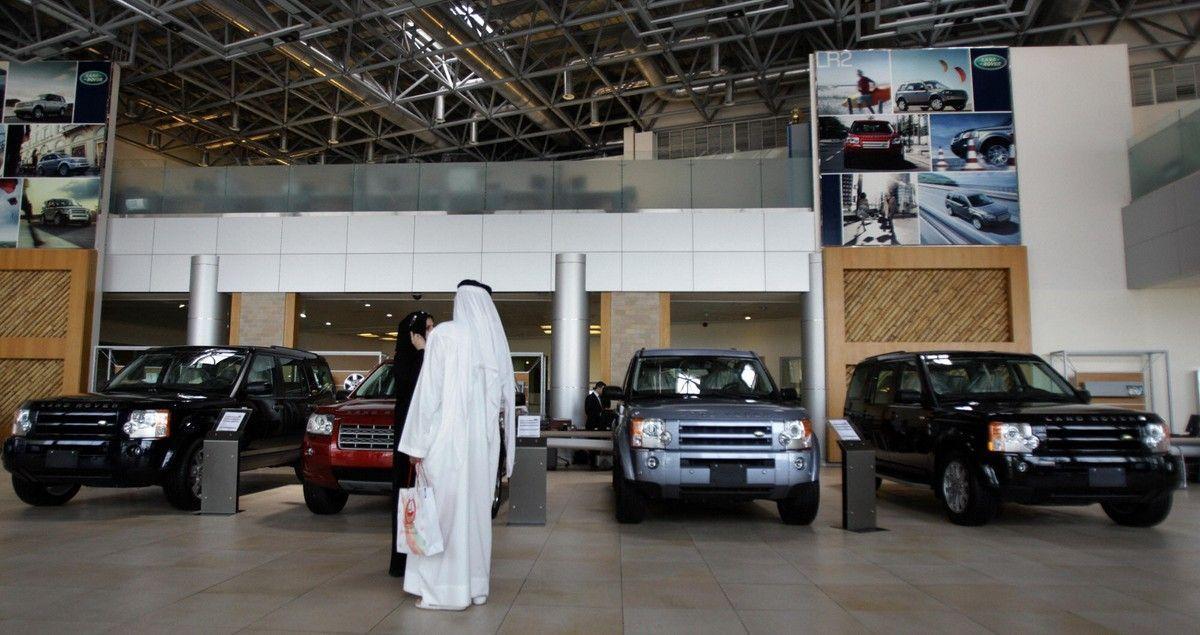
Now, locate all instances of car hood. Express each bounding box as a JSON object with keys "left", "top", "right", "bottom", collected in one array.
[
  {"left": 973, "top": 202, "right": 1006, "bottom": 214},
  {"left": 936, "top": 401, "right": 1157, "bottom": 420},
  {"left": 320, "top": 397, "right": 394, "bottom": 422},
  {"left": 628, "top": 397, "right": 805, "bottom": 421},
  {"left": 28, "top": 391, "right": 236, "bottom": 411}
]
